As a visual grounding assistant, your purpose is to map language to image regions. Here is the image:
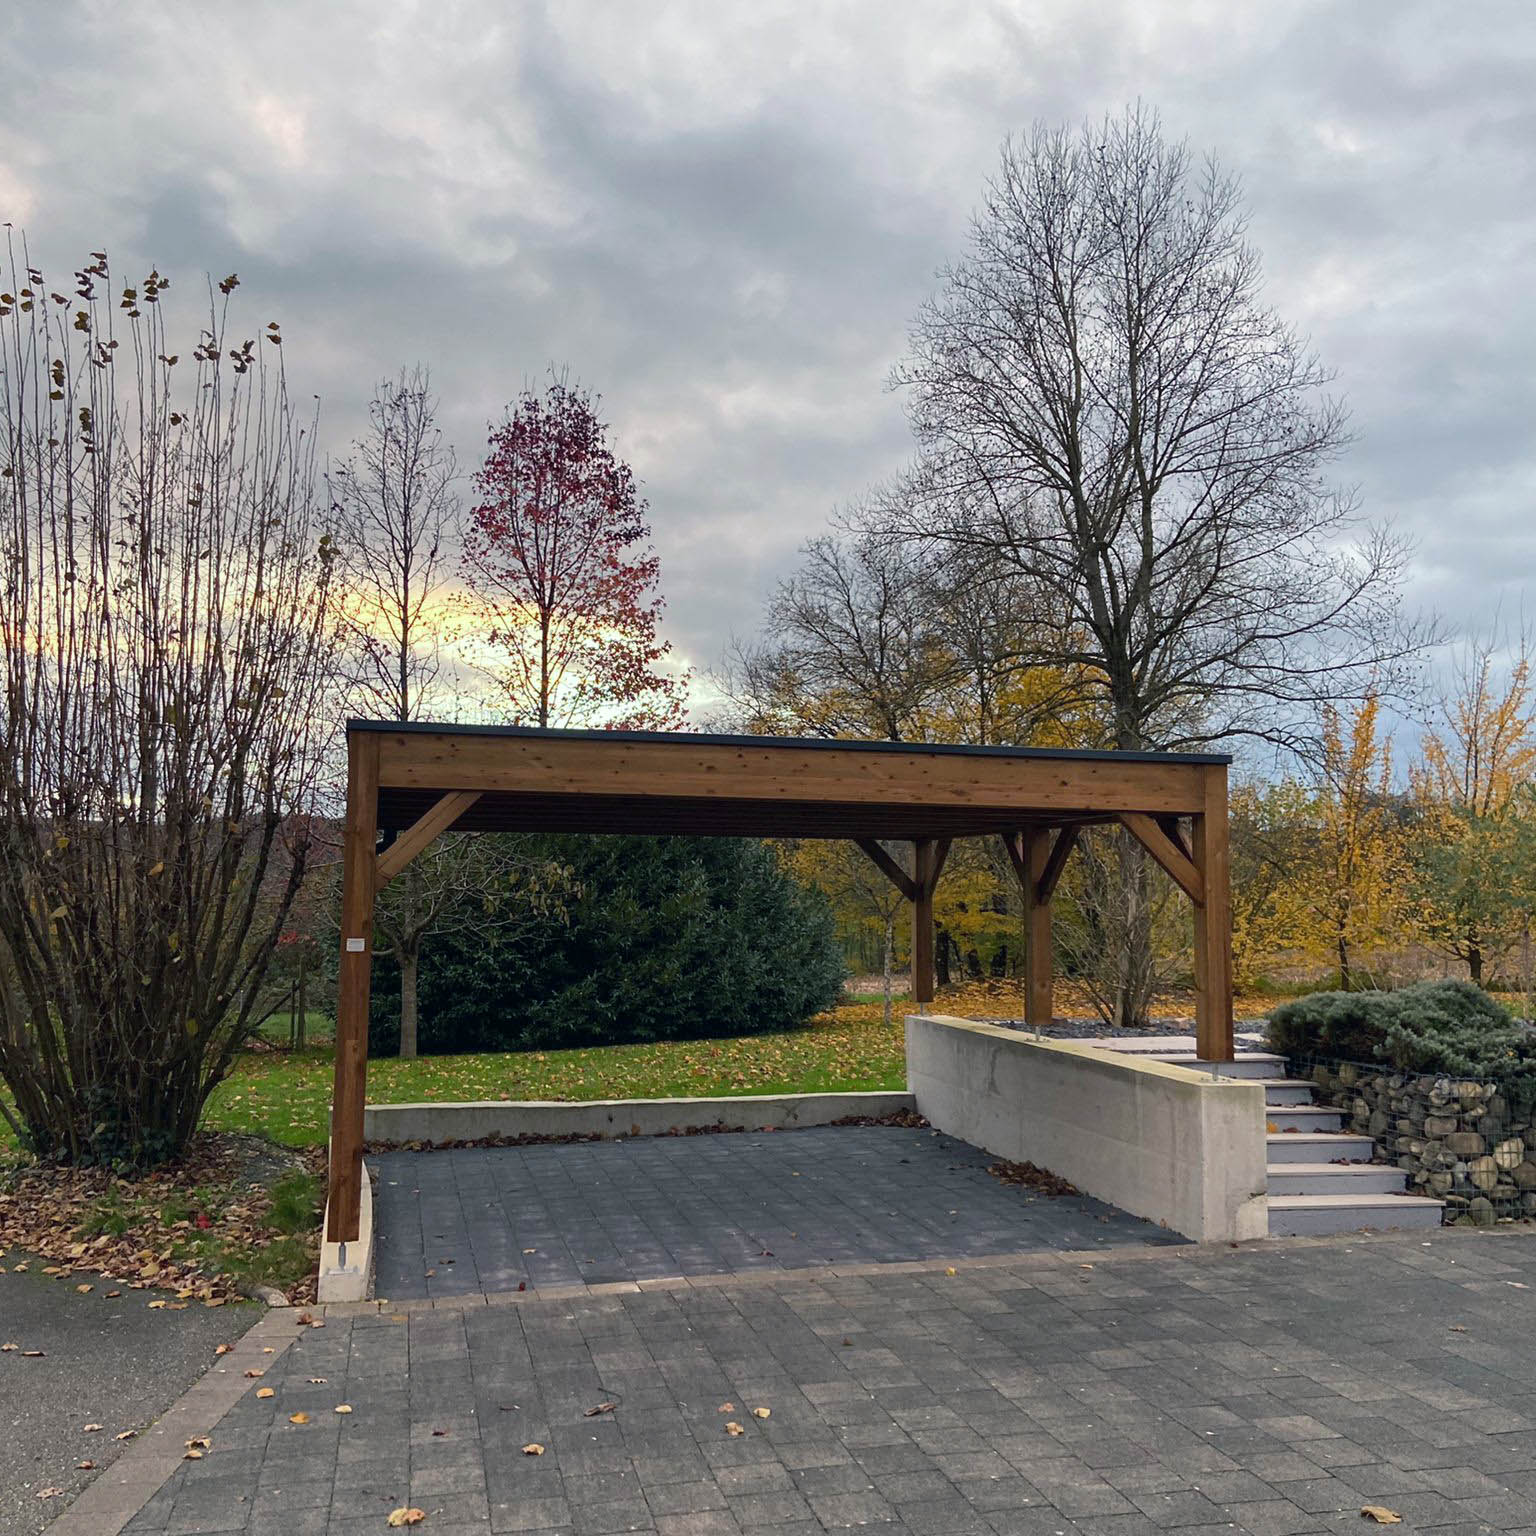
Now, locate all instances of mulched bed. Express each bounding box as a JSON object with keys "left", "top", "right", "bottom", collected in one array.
[{"left": 0, "top": 1133, "right": 323, "bottom": 1307}]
